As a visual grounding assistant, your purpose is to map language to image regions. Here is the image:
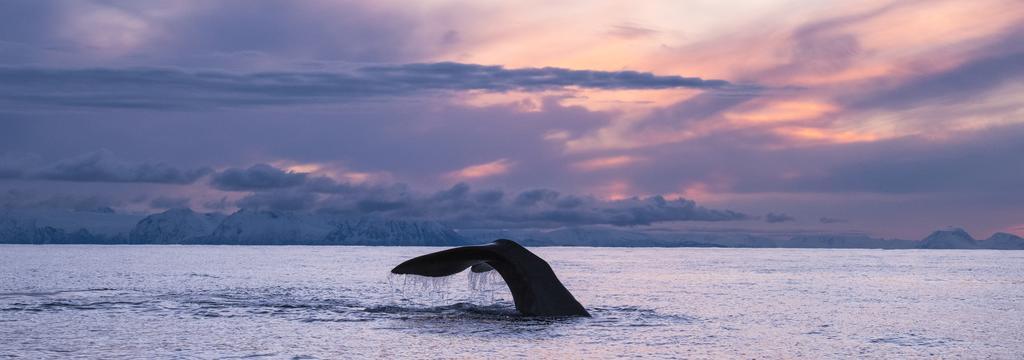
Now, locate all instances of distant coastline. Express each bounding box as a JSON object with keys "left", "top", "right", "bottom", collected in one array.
[{"left": 2, "top": 208, "right": 1022, "bottom": 249}]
